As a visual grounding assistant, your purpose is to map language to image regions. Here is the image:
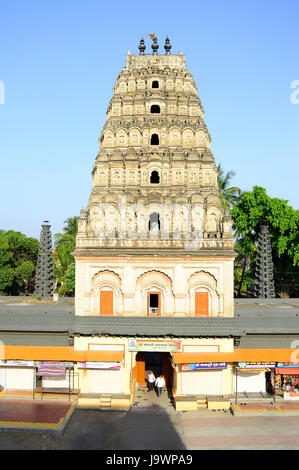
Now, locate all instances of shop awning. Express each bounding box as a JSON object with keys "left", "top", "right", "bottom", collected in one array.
[
  {"left": 173, "top": 349, "right": 299, "bottom": 364},
  {"left": 275, "top": 368, "right": 299, "bottom": 375},
  {"left": 0, "top": 346, "right": 124, "bottom": 363}
]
